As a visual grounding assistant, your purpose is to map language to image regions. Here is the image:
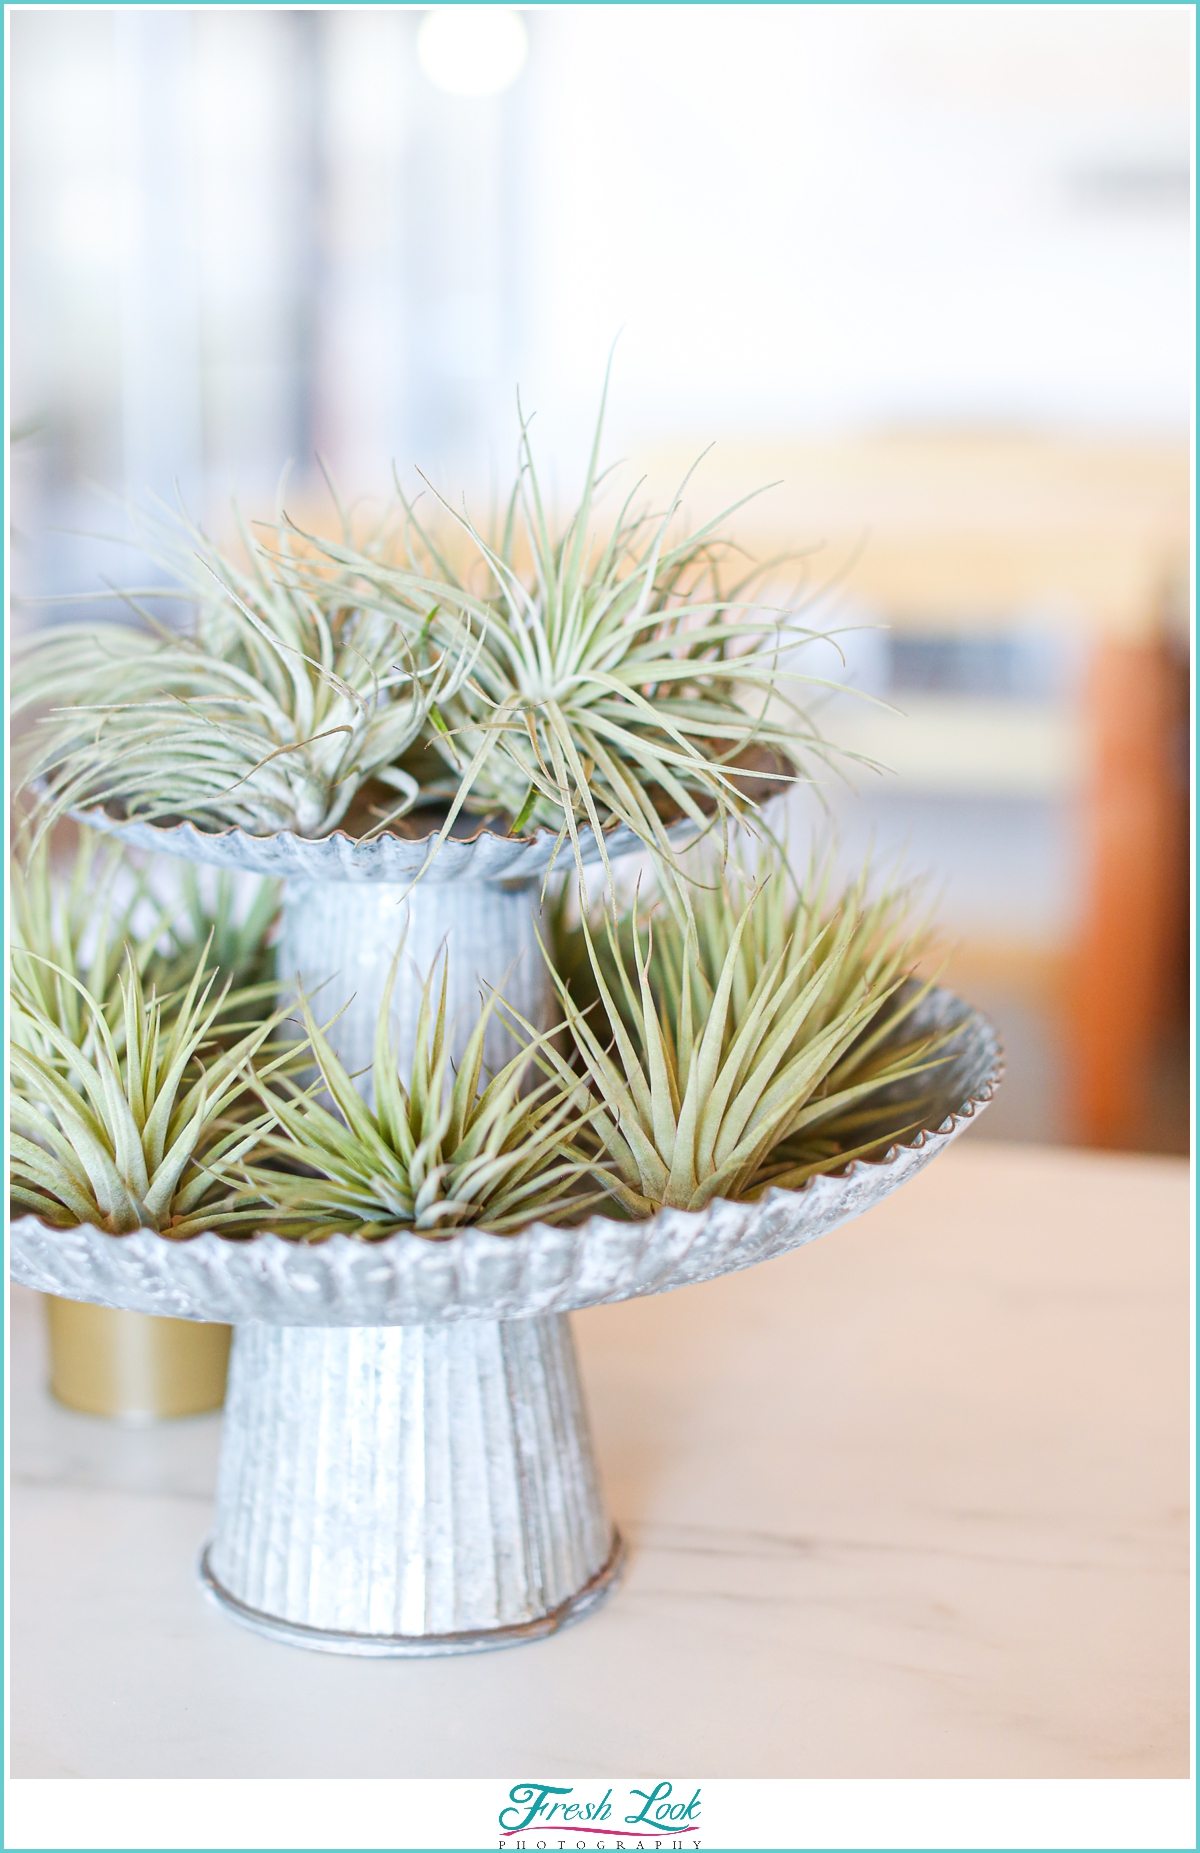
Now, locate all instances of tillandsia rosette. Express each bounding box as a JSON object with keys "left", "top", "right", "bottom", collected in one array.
[
  {"left": 10, "top": 828, "right": 291, "bottom": 1236},
  {"left": 537, "top": 849, "right": 956, "bottom": 1218},
  {"left": 14, "top": 366, "right": 860, "bottom": 873},
  {"left": 10, "top": 828, "right": 169, "bottom": 1057},
  {"left": 9, "top": 948, "right": 299, "bottom": 1239},
  {"left": 12, "top": 497, "right": 475, "bottom": 845},
  {"left": 293, "top": 364, "right": 847, "bottom": 878},
  {"left": 145, "top": 863, "right": 281, "bottom": 1008},
  {"left": 10, "top": 828, "right": 280, "bottom": 1058},
  {"left": 236, "top": 949, "right": 603, "bottom": 1240}
]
